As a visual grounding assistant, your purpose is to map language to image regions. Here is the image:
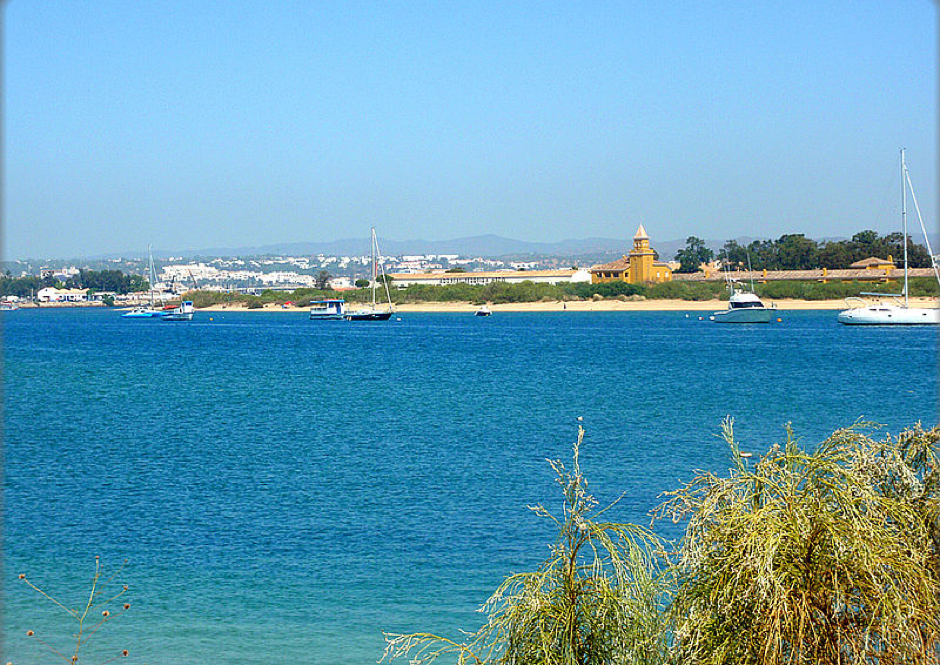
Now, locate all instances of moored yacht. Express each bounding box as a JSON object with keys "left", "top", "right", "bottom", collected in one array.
[
  {"left": 838, "top": 150, "right": 940, "bottom": 326},
  {"left": 711, "top": 285, "right": 775, "bottom": 323}
]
